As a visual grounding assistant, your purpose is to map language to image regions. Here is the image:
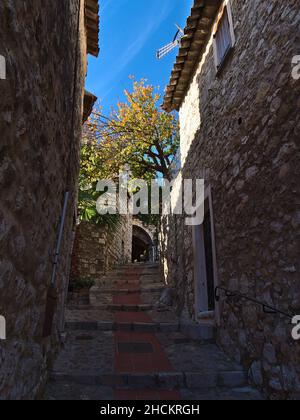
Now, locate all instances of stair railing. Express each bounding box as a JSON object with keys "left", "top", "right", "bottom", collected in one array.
[{"left": 215, "top": 286, "right": 294, "bottom": 320}]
